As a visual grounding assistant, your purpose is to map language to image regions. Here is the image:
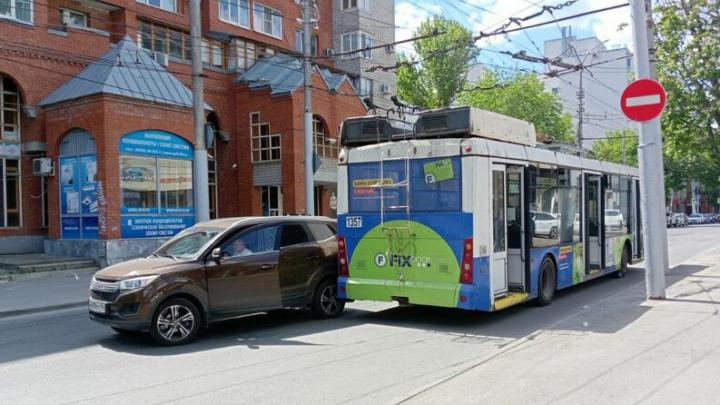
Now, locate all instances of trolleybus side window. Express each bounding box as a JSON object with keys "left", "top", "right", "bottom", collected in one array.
[
  {"left": 558, "top": 168, "right": 582, "bottom": 243},
  {"left": 528, "top": 166, "right": 559, "bottom": 248}
]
